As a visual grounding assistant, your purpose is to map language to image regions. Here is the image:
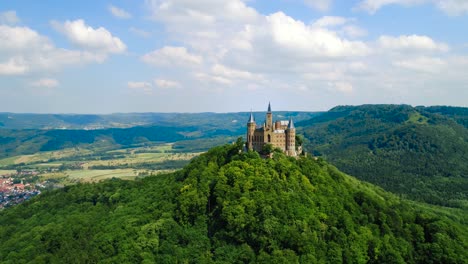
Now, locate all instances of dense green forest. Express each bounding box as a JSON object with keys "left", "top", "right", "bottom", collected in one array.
[
  {"left": 297, "top": 105, "right": 468, "bottom": 209},
  {"left": 1, "top": 142, "right": 466, "bottom": 263}
]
